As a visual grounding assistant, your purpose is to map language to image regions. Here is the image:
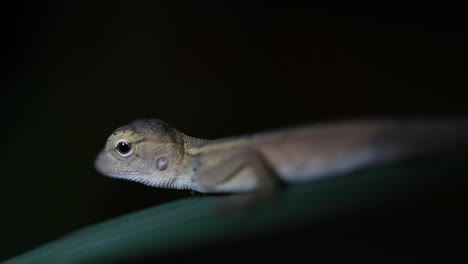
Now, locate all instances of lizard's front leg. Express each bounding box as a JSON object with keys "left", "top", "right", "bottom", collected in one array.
[{"left": 193, "top": 148, "right": 280, "bottom": 195}]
